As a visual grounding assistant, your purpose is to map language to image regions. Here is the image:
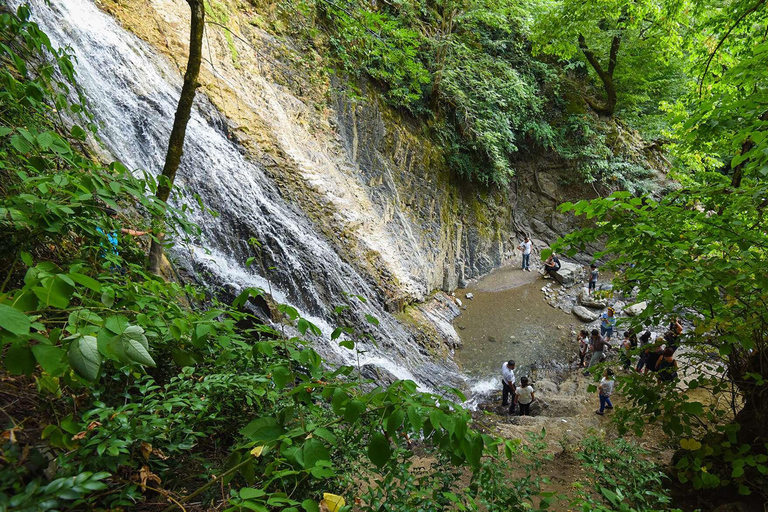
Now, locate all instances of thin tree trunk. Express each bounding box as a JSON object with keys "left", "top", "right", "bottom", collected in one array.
[{"left": 148, "top": 0, "right": 205, "bottom": 275}]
